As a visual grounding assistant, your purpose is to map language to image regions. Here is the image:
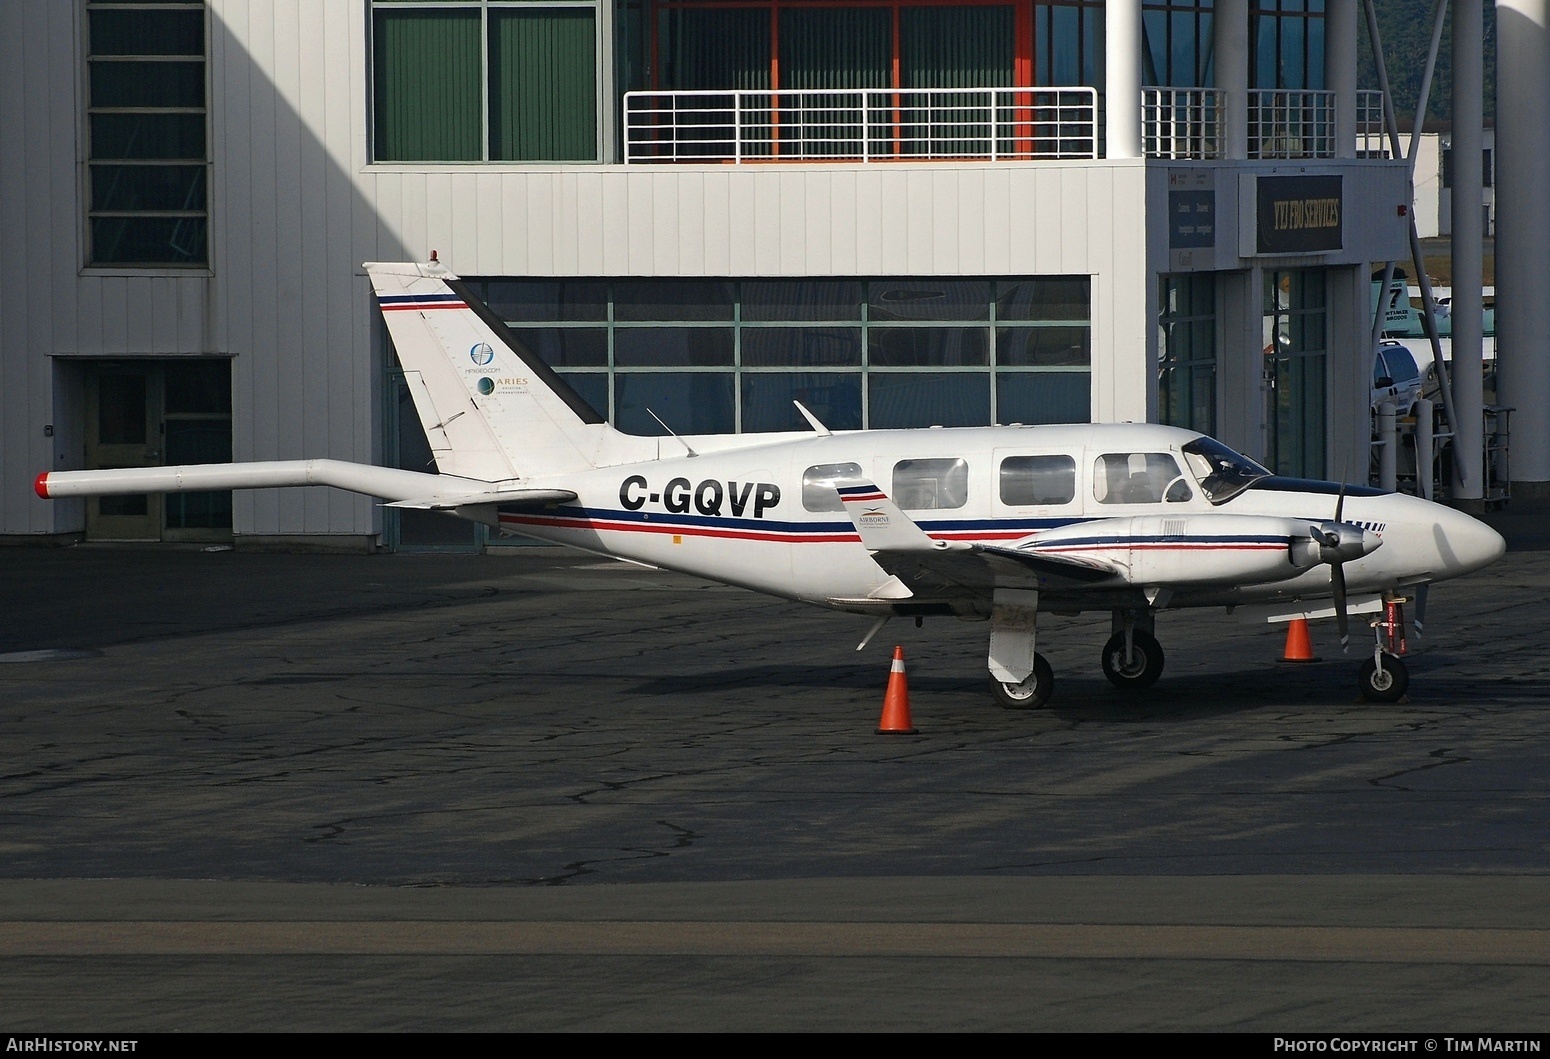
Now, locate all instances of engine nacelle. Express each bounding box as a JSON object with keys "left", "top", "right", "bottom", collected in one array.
[{"left": 1021, "top": 514, "right": 1355, "bottom": 587}]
